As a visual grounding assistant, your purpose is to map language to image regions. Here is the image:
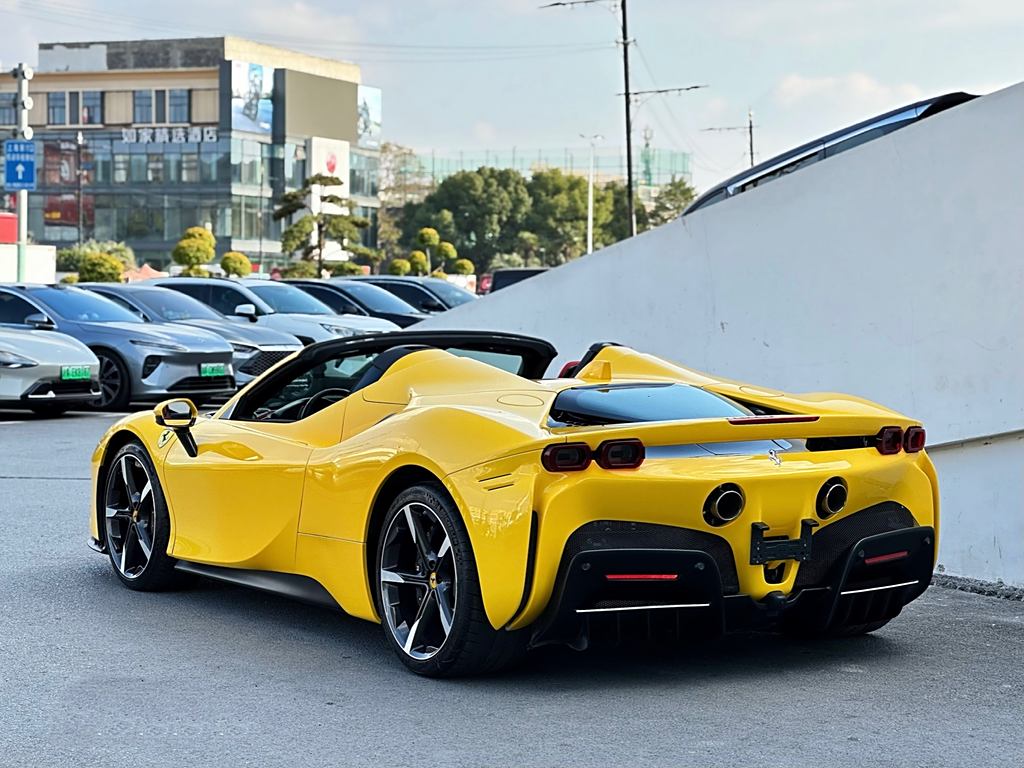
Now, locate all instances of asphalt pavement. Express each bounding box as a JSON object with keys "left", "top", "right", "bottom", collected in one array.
[{"left": 1, "top": 409, "right": 1022, "bottom": 767}]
